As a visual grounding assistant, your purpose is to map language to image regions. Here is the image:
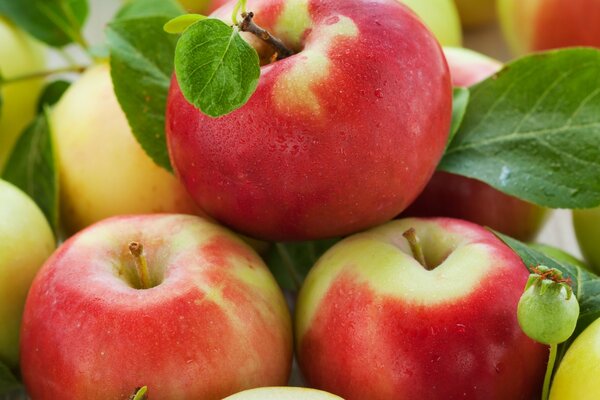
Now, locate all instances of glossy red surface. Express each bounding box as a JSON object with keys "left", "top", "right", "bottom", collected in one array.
[{"left": 166, "top": 0, "right": 452, "bottom": 240}]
